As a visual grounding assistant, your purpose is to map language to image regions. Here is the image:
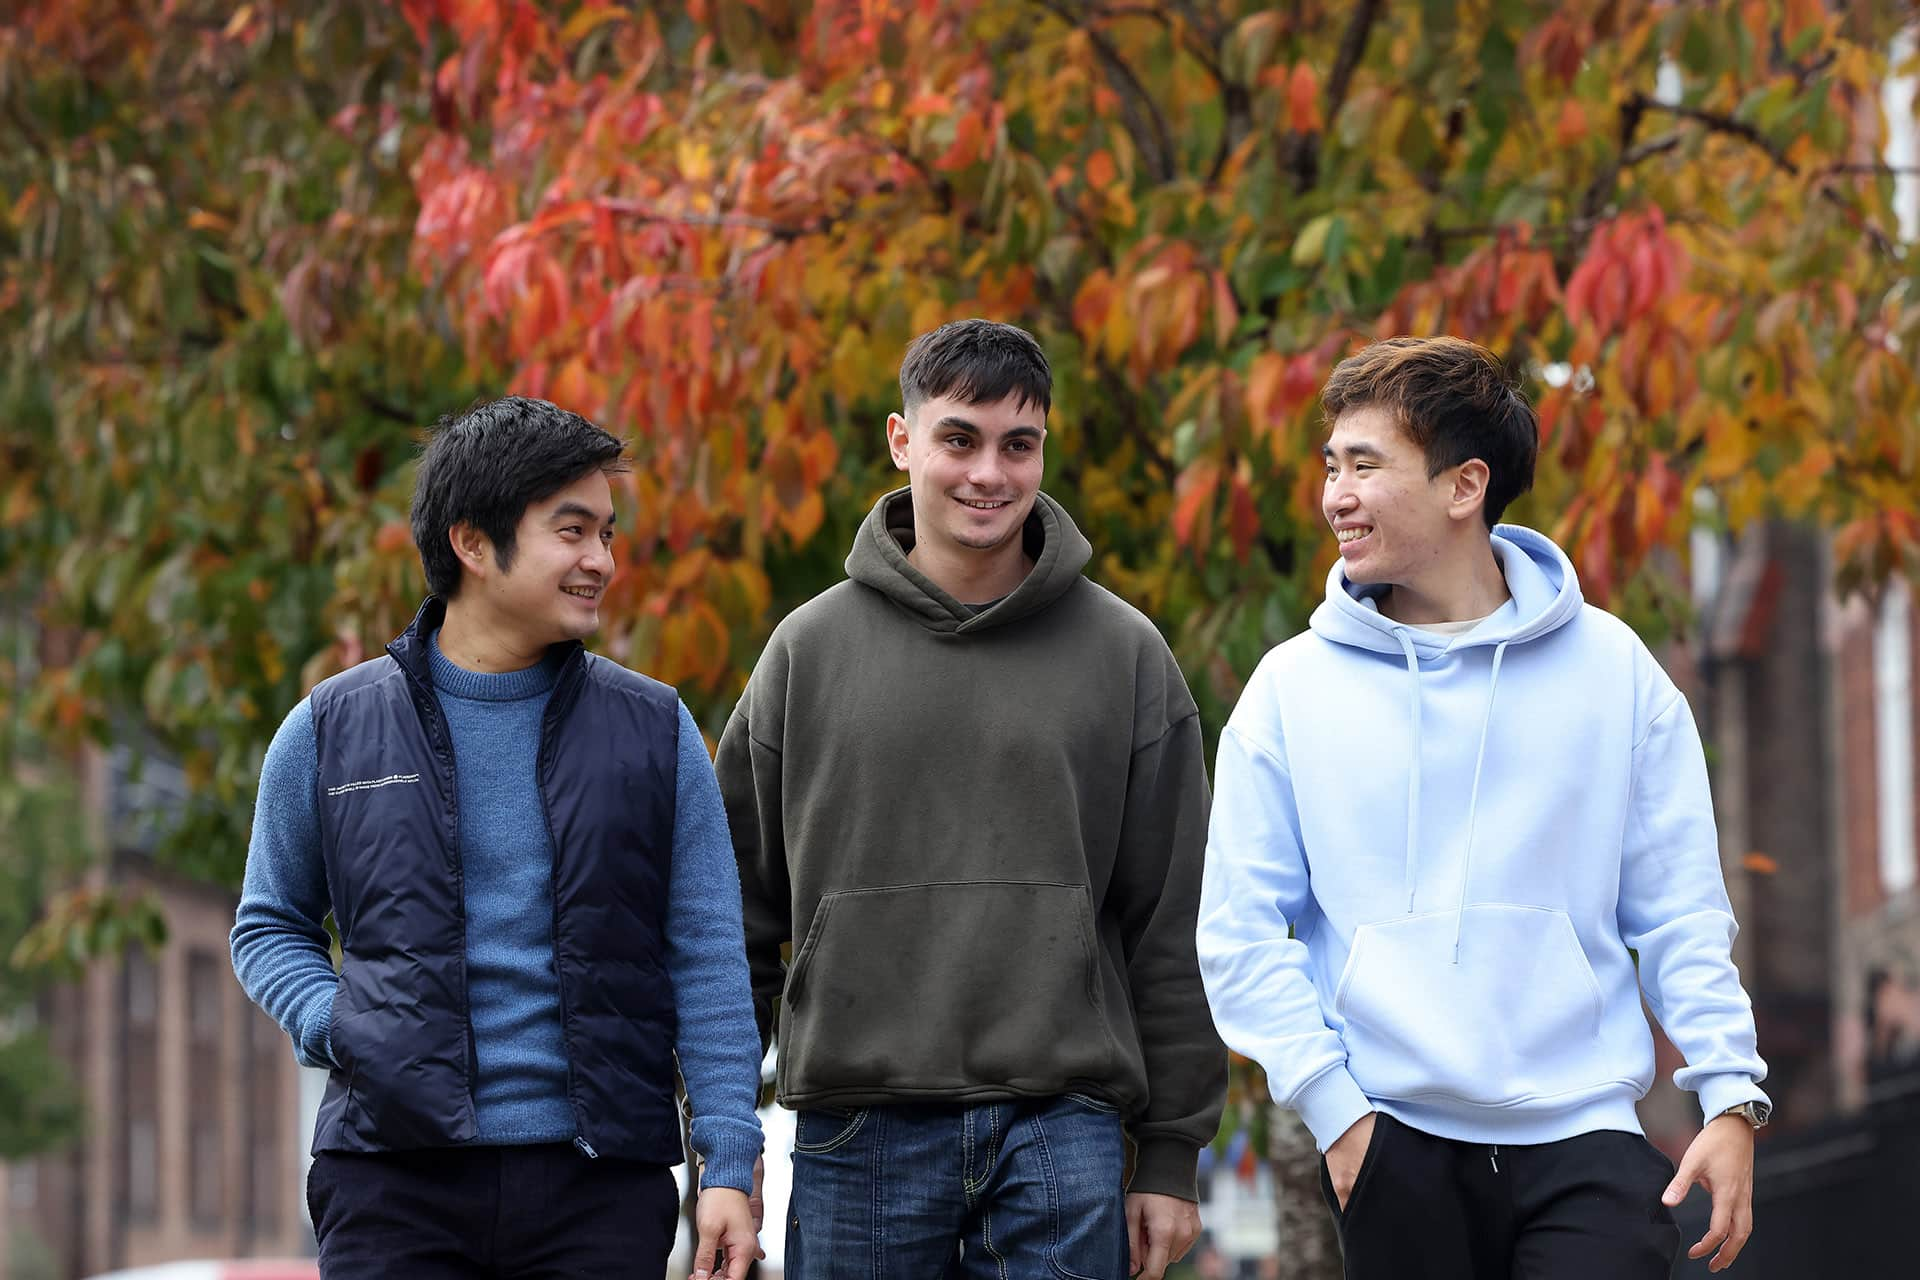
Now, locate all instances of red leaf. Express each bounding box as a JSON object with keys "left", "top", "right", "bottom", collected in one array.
[{"left": 1171, "top": 459, "right": 1222, "bottom": 550}]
